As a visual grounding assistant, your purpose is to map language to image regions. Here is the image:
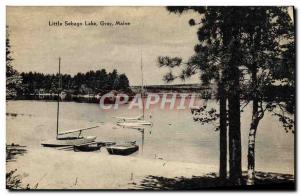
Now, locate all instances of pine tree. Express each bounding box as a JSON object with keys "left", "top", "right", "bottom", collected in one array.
[{"left": 6, "top": 26, "right": 22, "bottom": 99}]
